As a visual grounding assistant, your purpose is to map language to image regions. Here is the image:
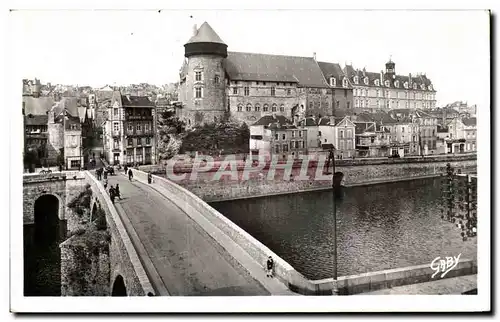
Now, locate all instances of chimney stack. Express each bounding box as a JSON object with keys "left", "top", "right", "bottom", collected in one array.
[
  {"left": 313, "top": 52, "right": 317, "bottom": 60},
  {"left": 193, "top": 24, "right": 198, "bottom": 37},
  {"left": 380, "top": 70, "right": 384, "bottom": 83}
]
